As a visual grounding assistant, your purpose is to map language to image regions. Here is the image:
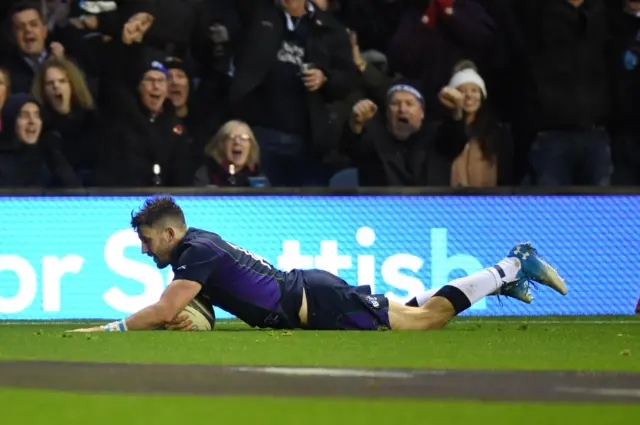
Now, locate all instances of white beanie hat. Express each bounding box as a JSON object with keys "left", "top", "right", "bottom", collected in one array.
[{"left": 448, "top": 68, "right": 487, "bottom": 98}]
